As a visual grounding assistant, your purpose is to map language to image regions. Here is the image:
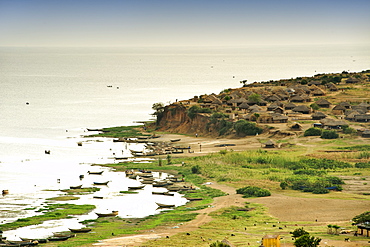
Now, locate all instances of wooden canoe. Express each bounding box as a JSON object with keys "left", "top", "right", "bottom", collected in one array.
[
  {"left": 96, "top": 211, "right": 118, "bottom": 217},
  {"left": 93, "top": 181, "right": 110, "bottom": 186},
  {"left": 128, "top": 185, "right": 145, "bottom": 190},
  {"left": 170, "top": 139, "right": 181, "bottom": 142},
  {"left": 156, "top": 203, "right": 175, "bottom": 208},
  {"left": 69, "top": 185, "right": 82, "bottom": 189},
  {"left": 68, "top": 228, "right": 92, "bottom": 233},
  {"left": 88, "top": 171, "right": 103, "bottom": 175}
]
